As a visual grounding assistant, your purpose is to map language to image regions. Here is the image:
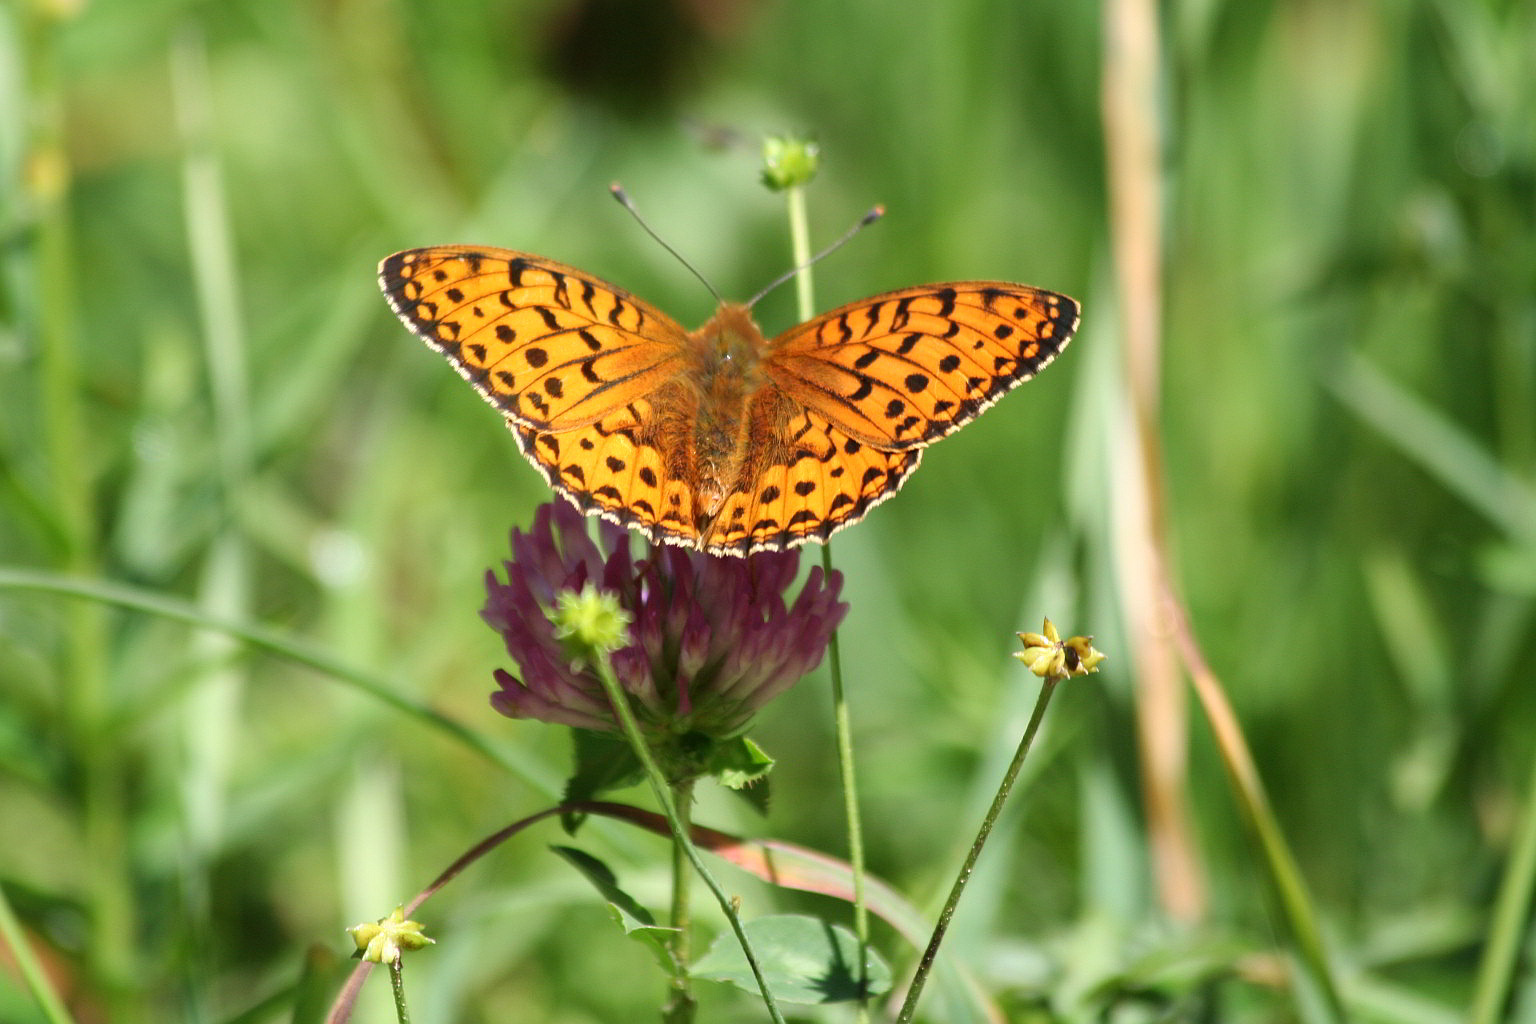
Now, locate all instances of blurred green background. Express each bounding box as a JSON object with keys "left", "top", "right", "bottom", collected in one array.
[{"left": 1, "top": 0, "right": 1533, "bottom": 1021}]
